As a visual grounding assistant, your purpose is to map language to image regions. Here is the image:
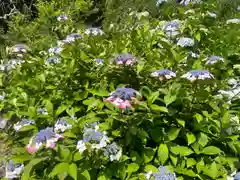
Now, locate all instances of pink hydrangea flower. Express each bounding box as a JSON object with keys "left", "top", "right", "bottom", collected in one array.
[{"left": 26, "top": 127, "right": 63, "bottom": 153}]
